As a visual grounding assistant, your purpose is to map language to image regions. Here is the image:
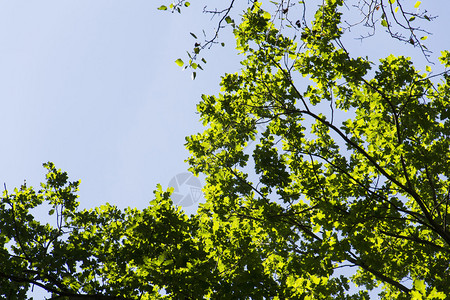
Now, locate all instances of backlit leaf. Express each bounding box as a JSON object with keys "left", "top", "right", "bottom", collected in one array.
[{"left": 175, "top": 58, "right": 184, "bottom": 67}]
